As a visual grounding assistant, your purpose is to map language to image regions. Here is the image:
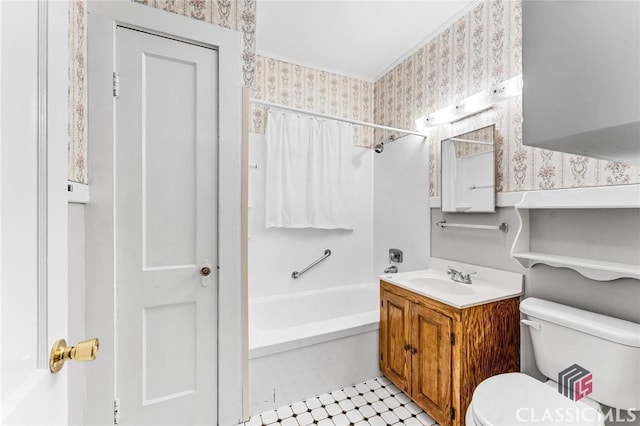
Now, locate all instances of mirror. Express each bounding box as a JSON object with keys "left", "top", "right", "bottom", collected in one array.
[{"left": 441, "top": 125, "right": 496, "bottom": 213}]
